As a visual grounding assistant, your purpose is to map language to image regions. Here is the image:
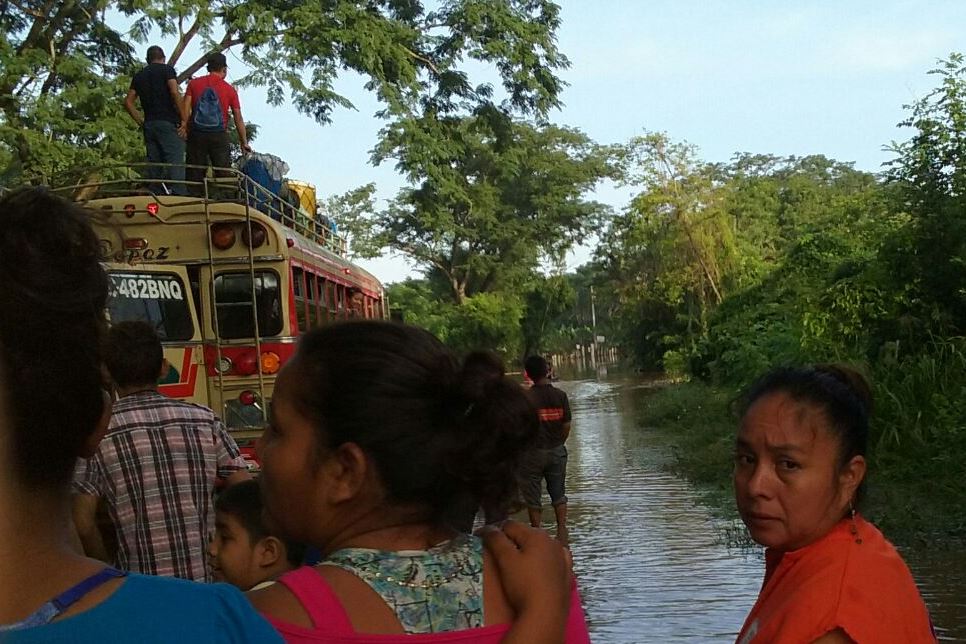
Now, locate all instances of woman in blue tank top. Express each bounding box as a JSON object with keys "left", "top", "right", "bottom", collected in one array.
[{"left": 0, "top": 188, "right": 281, "bottom": 643}]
